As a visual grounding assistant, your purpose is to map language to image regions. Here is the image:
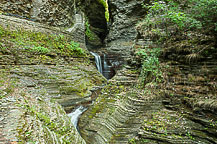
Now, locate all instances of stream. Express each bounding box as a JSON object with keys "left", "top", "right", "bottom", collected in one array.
[
  {"left": 67, "top": 106, "right": 87, "bottom": 131},
  {"left": 68, "top": 52, "right": 123, "bottom": 131}
]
